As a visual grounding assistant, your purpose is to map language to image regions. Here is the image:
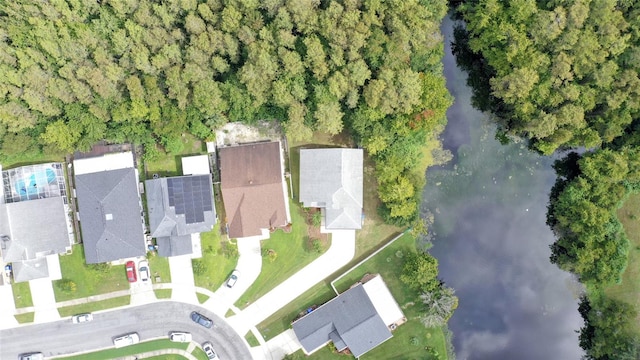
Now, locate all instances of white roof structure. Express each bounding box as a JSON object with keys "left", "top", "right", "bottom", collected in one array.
[
  {"left": 181, "top": 155, "right": 210, "bottom": 175},
  {"left": 362, "top": 275, "right": 405, "bottom": 326},
  {"left": 73, "top": 151, "right": 134, "bottom": 175}
]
